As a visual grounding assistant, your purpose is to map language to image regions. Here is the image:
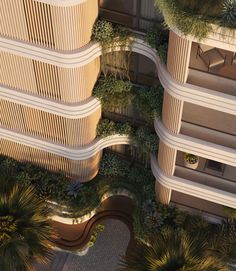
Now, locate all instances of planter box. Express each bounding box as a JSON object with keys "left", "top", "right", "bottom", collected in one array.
[{"left": 184, "top": 159, "right": 199, "bottom": 169}]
